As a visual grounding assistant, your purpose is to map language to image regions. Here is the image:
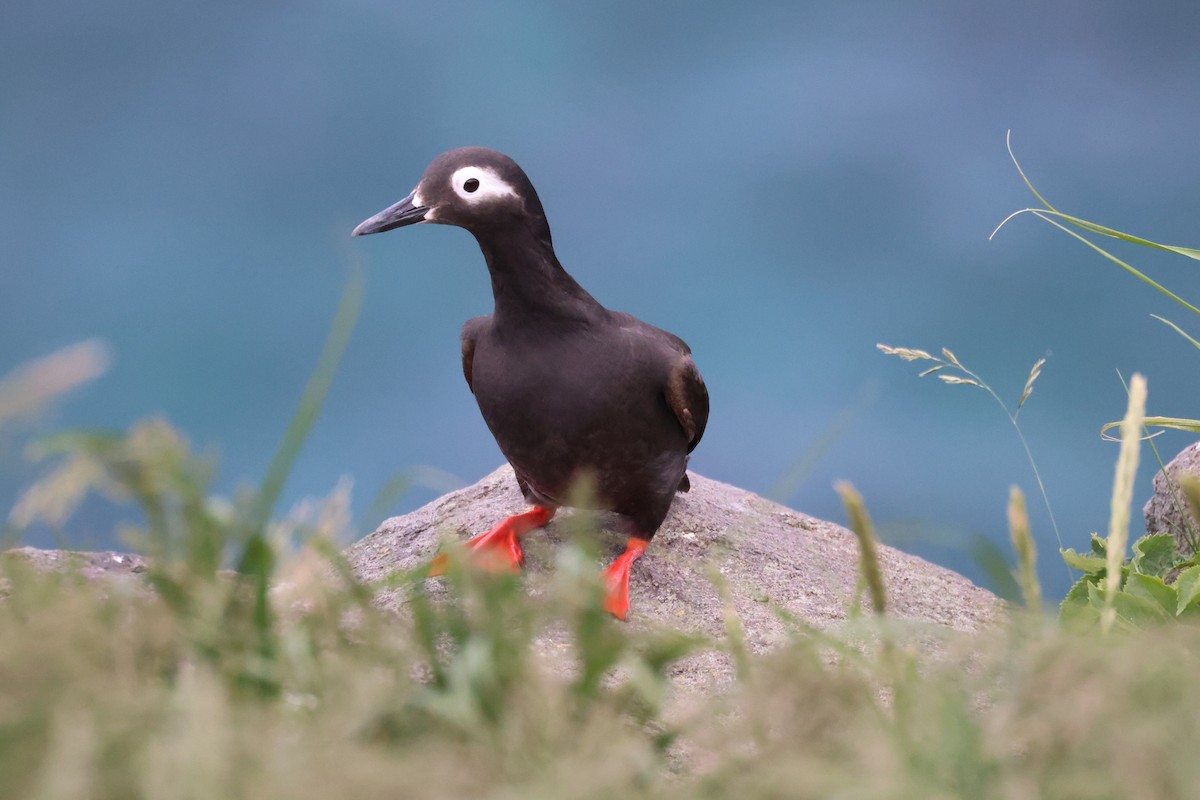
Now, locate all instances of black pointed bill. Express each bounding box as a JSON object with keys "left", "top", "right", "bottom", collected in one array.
[{"left": 352, "top": 191, "right": 430, "bottom": 236}]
